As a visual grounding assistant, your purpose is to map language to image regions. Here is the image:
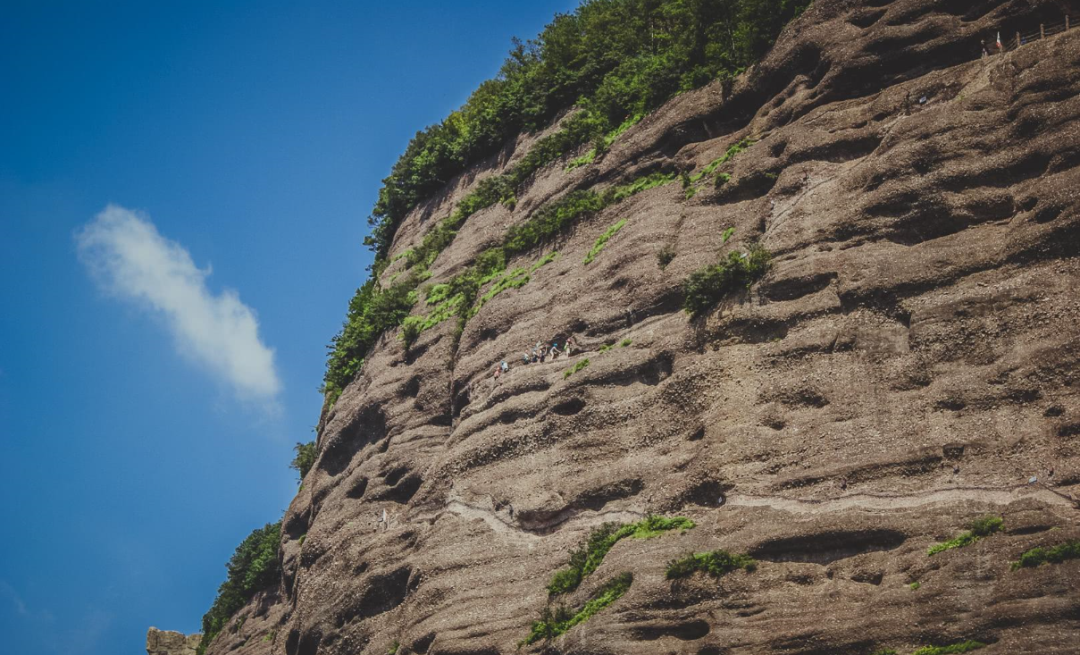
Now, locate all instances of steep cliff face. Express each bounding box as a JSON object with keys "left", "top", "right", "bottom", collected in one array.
[{"left": 208, "top": 1, "right": 1080, "bottom": 653}]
